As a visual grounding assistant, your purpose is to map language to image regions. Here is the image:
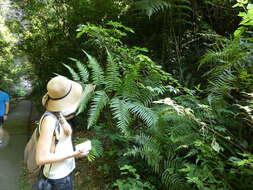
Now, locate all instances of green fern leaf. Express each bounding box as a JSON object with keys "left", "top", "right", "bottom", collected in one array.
[
  {"left": 83, "top": 50, "right": 105, "bottom": 86},
  {"left": 162, "top": 171, "right": 186, "bottom": 190},
  {"left": 174, "top": 5, "right": 192, "bottom": 12},
  {"left": 105, "top": 50, "right": 122, "bottom": 92},
  {"left": 110, "top": 98, "right": 131, "bottom": 136},
  {"left": 139, "top": 85, "right": 168, "bottom": 106},
  {"left": 179, "top": 0, "right": 192, "bottom": 5},
  {"left": 132, "top": 133, "right": 162, "bottom": 173},
  {"left": 76, "top": 84, "right": 96, "bottom": 115},
  {"left": 134, "top": 0, "right": 169, "bottom": 18},
  {"left": 63, "top": 63, "right": 80, "bottom": 81},
  {"left": 120, "top": 68, "right": 142, "bottom": 101},
  {"left": 142, "top": 145, "right": 161, "bottom": 173},
  {"left": 87, "top": 90, "right": 109, "bottom": 129},
  {"left": 87, "top": 139, "right": 103, "bottom": 162},
  {"left": 133, "top": 132, "right": 154, "bottom": 146},
  {"left": 128, "top": 103, "right": 158, "bottom": 127},
  {"left": 69, "top": 57, "right": 89, "bottom": 82}
]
